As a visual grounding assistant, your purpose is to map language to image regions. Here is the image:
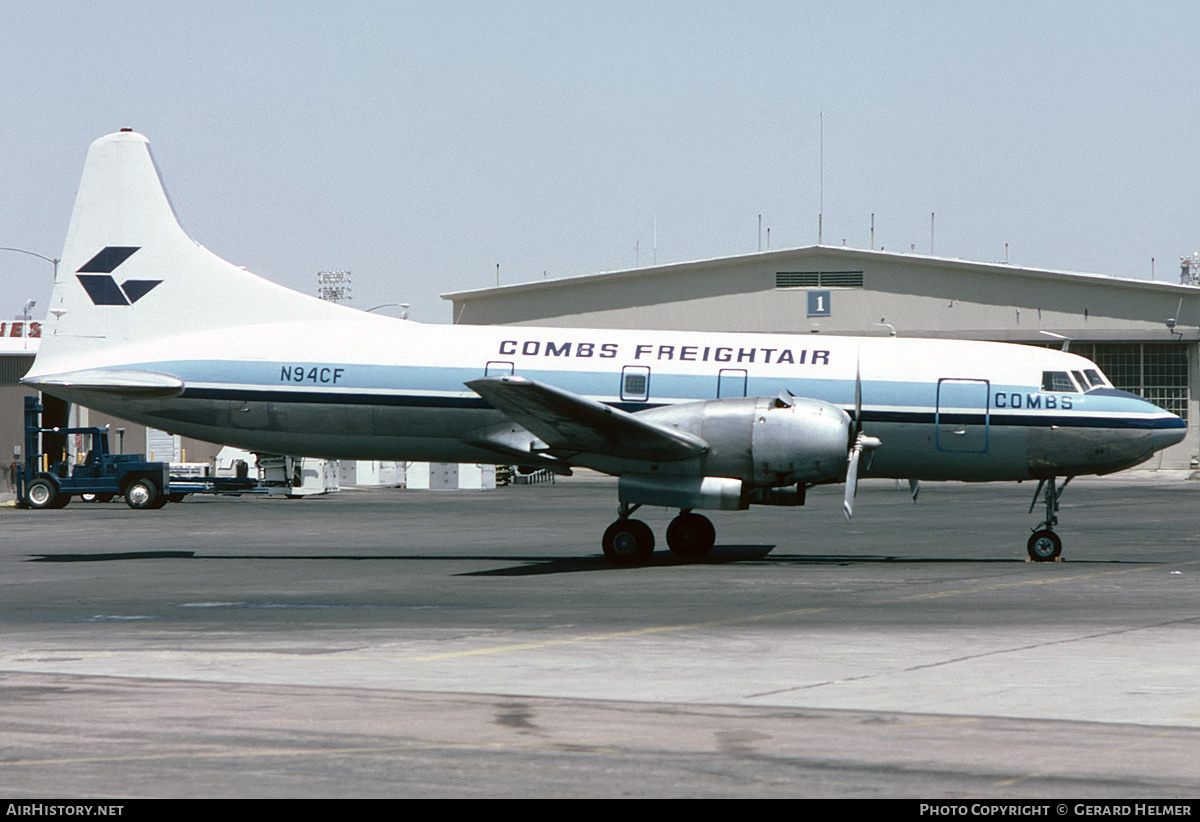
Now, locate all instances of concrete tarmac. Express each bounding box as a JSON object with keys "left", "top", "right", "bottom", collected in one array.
[{"left": 0, "top": 475, "right": 1198, "bottom": 798}]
